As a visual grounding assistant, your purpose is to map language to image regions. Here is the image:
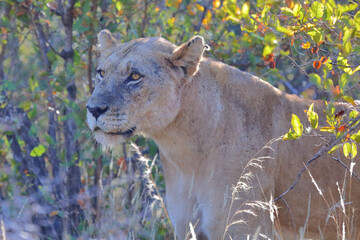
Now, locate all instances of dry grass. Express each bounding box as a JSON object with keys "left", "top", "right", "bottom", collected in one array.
[
  {"left": 1, "top": 138, "right": 358, "bottom": 240},
  {"left": 222, "top": 137, "right": 281, "bottom": 240},
  {"left": 76, "top": 143, "right": 173, "bottom": 240},
  {"left": 0, "top": 141, "right": 172, "bottom": 240}
]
